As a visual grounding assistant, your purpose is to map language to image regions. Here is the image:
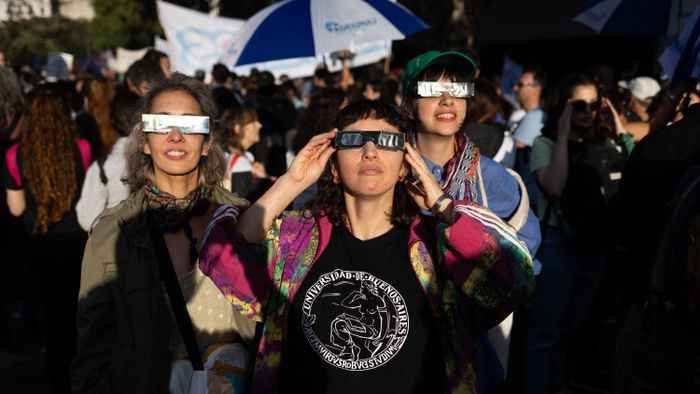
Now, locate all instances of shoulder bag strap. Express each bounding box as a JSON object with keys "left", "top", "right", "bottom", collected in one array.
[{"left": 147, "top": 219, "right": 205, "bottom": 371}]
